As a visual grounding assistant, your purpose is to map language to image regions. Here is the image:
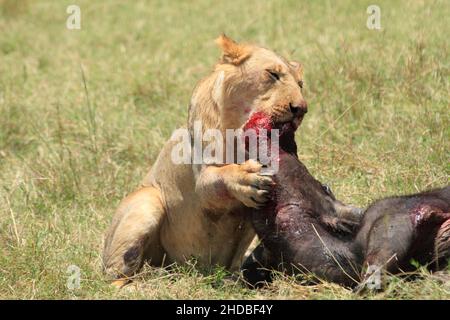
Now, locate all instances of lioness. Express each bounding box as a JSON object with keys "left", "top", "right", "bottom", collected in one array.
[{"left": 102, "top": 35, "right": 309, "bottom": 285}]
